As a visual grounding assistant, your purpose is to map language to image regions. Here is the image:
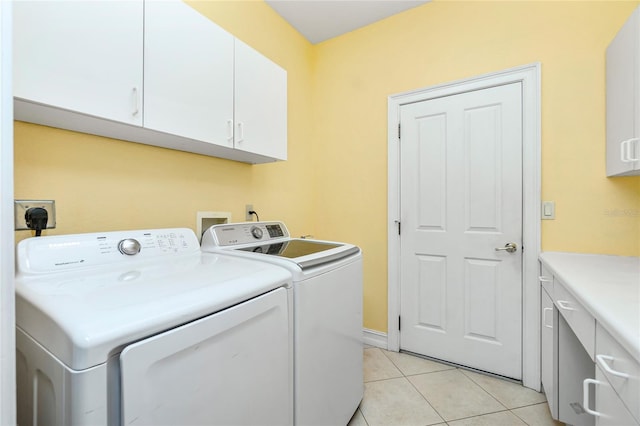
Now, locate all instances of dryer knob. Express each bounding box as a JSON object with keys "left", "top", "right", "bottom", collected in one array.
[
  {"left": 118, "top": 238, "right": 141, "bottom": 256},
  {"left": 251, "top": 226, "right": 263, "bottom": 239}
]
